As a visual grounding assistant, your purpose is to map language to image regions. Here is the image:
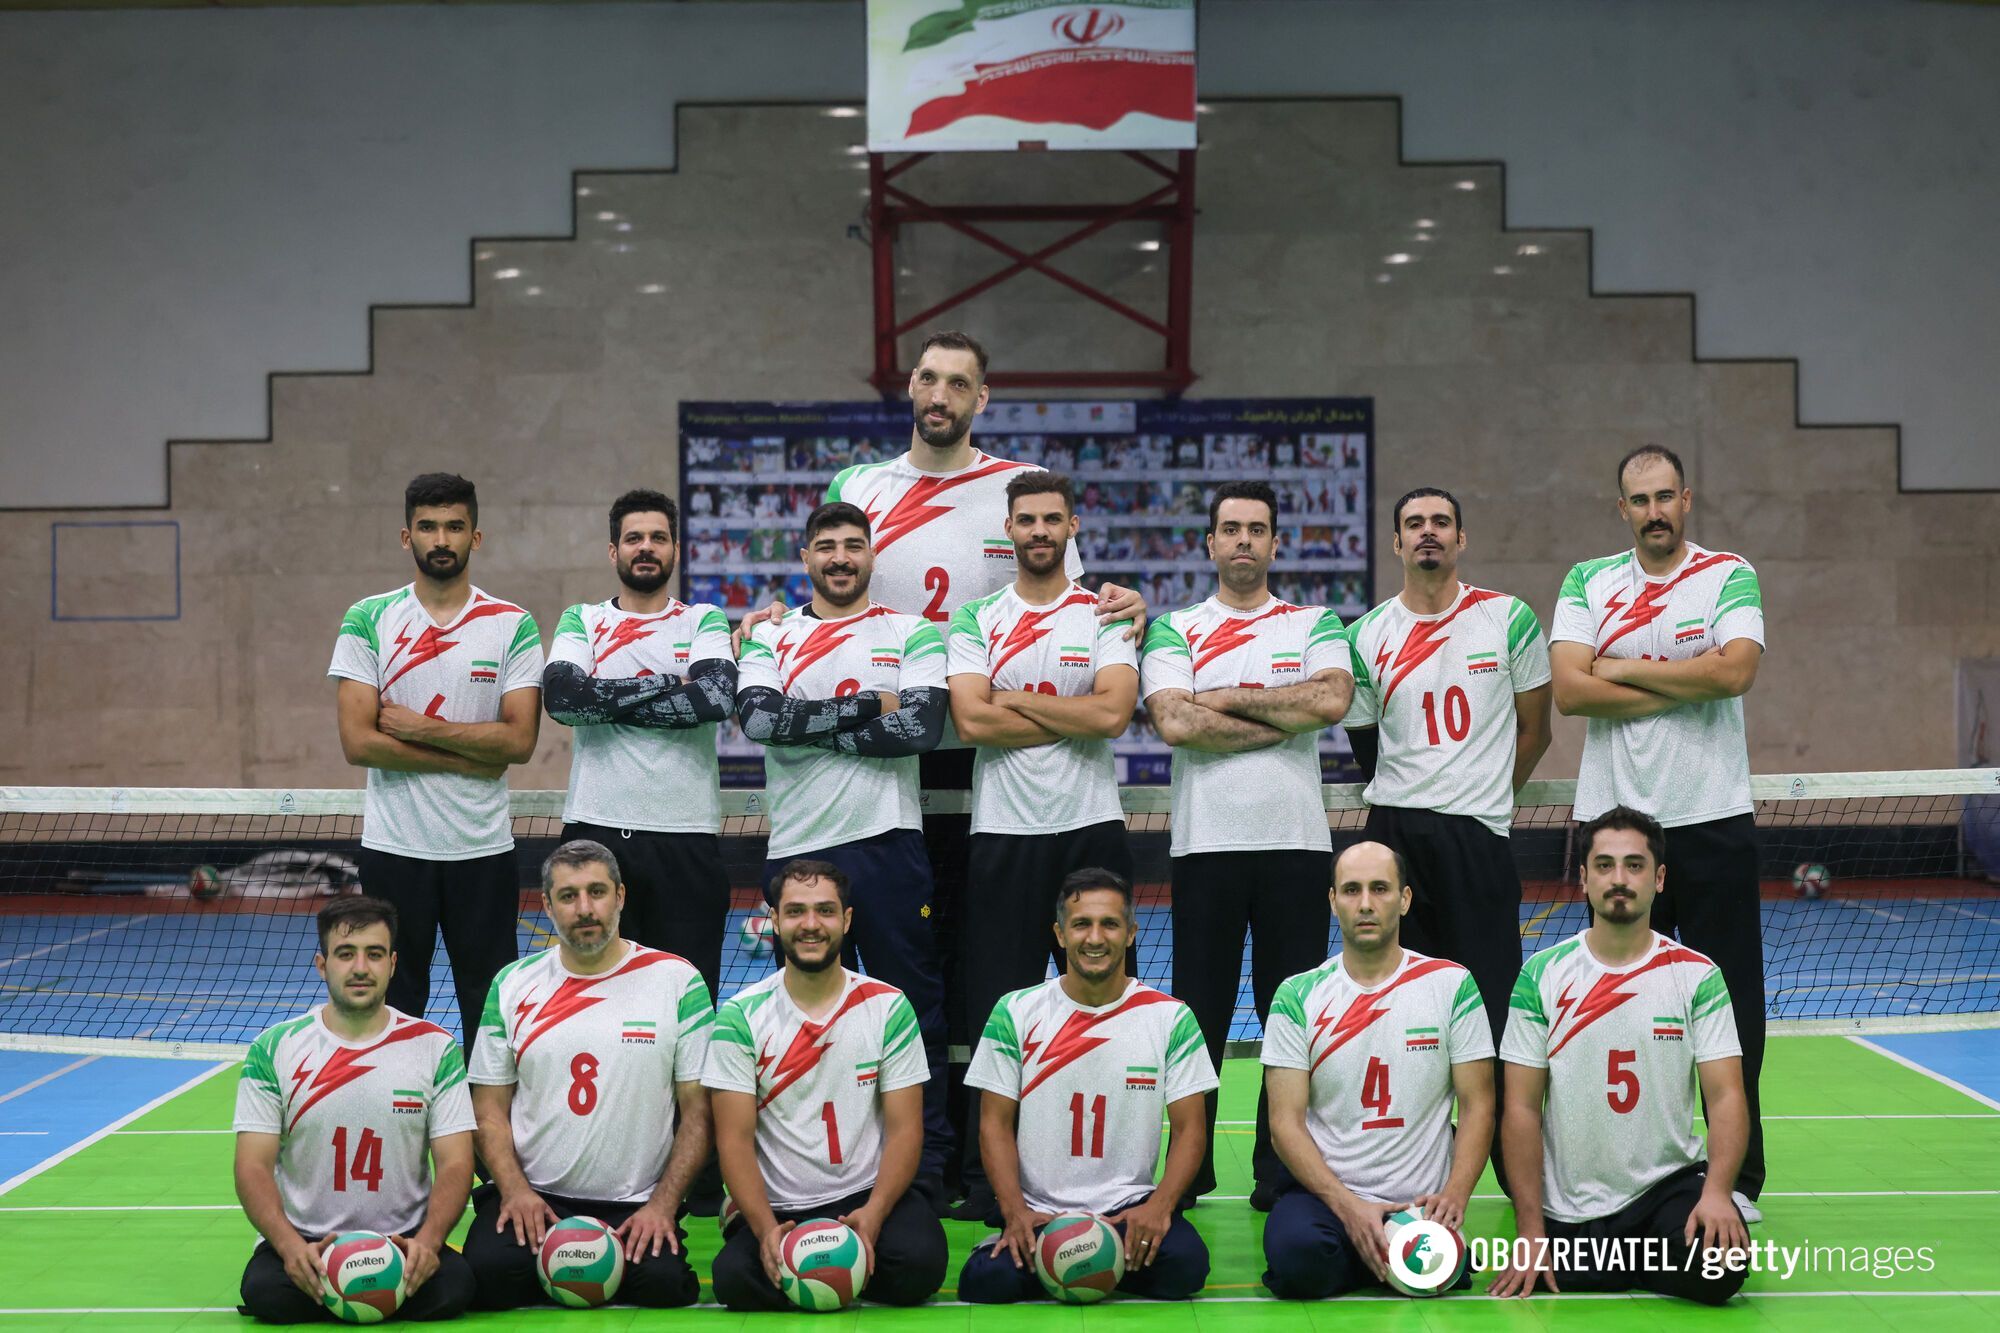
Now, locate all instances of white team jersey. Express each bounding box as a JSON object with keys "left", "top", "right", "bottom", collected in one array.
[
  {"left": 966, "top": 978, "right": 1217, "bottom": 1216},
  {"left": 235, "top": 1008, "right": 475, "bottom": 1239},
  {"left": 1549, "top": 545, "right": 1765, "bottom": 827},
  {"left": 824, "top": 449, "right": 1085, "bottom": 627},
  {"left": 1501, "top": 931, "right": 1740, "bottom": 1222},
  {"left": 946, "top": 582, "right": 1138, "bottom": 835},
  {"left": 469, "top": 943, "right": 713, "bottom": 1204},
  {"left": 702, "top": 968, "right": 928, "bottom": 1212},
  {"left": 1138, "top": 597, "right": 1349, "bottom": 855},
  {"left": 737, "top": 606, "right": 948, "bottom": 859},
  {"left": 1261, "top": 951, "right": 1493, "bottom": 1204},
  {"left": 326, "top": 584, "right": 543, "bottom": 859},
  {"left": 547, "top": 599, "right": 733, "bottom": 834},
  {"left": 1344, "top": 585, "right": 1552, "bottom": 837}
]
